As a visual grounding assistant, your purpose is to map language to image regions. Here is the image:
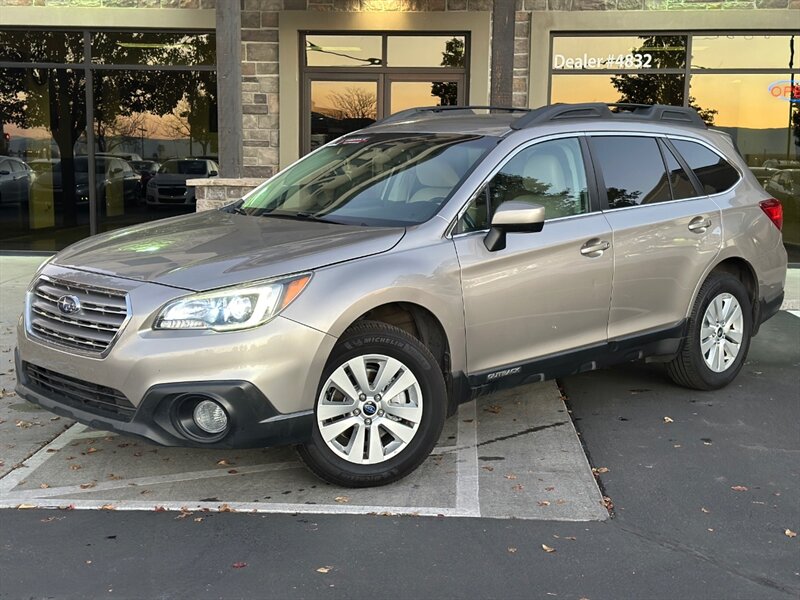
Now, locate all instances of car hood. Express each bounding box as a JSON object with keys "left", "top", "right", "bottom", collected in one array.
[{"left": 53, "top": 210, "right": 406, "bottom": 291}]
